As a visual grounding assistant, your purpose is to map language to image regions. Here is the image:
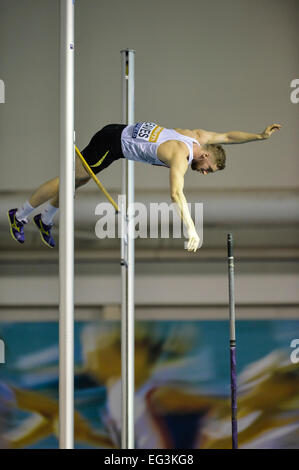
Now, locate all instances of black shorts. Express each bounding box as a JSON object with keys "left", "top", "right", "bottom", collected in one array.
[{"left": 80, "top": 124, "right": 126, "bottom": 175}]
